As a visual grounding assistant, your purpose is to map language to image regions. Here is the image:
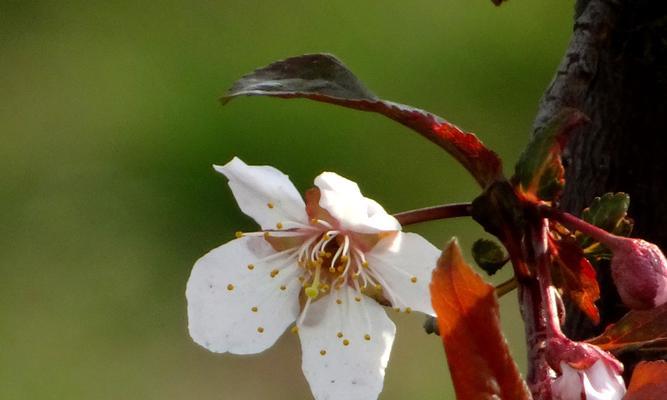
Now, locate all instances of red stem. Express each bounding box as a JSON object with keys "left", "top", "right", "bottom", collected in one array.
[
  {"left": 393, "top": 203, "right": 471, "bottom": 226},
  {"left": 539, "top": 205, "right": 624, "bottom": 249}
]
